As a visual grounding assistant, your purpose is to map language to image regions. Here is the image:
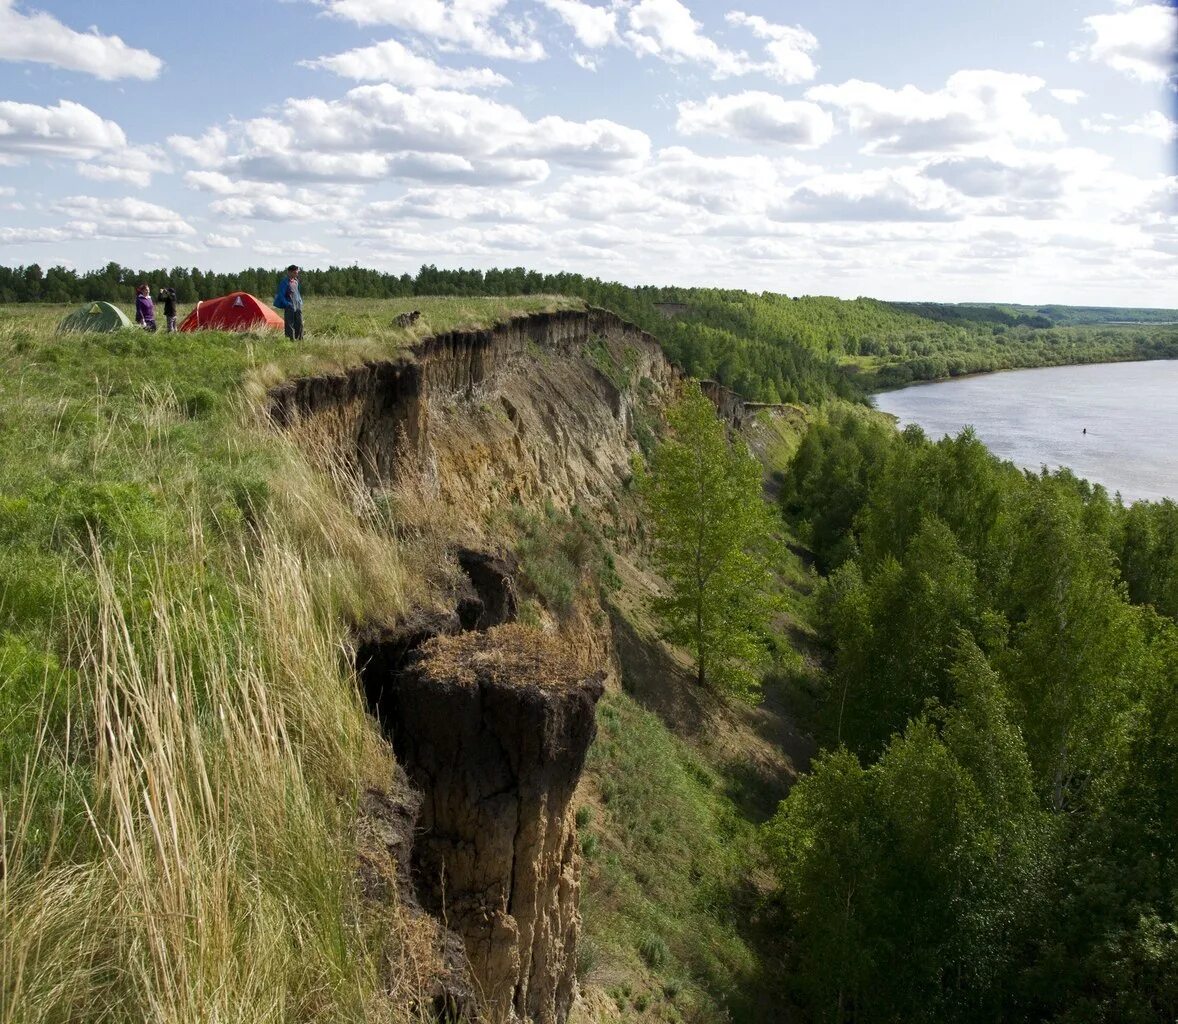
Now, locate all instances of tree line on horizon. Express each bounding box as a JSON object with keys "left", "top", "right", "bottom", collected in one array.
[{"left": 3, "top": 261, "right": 1176, "bottom": 405}]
